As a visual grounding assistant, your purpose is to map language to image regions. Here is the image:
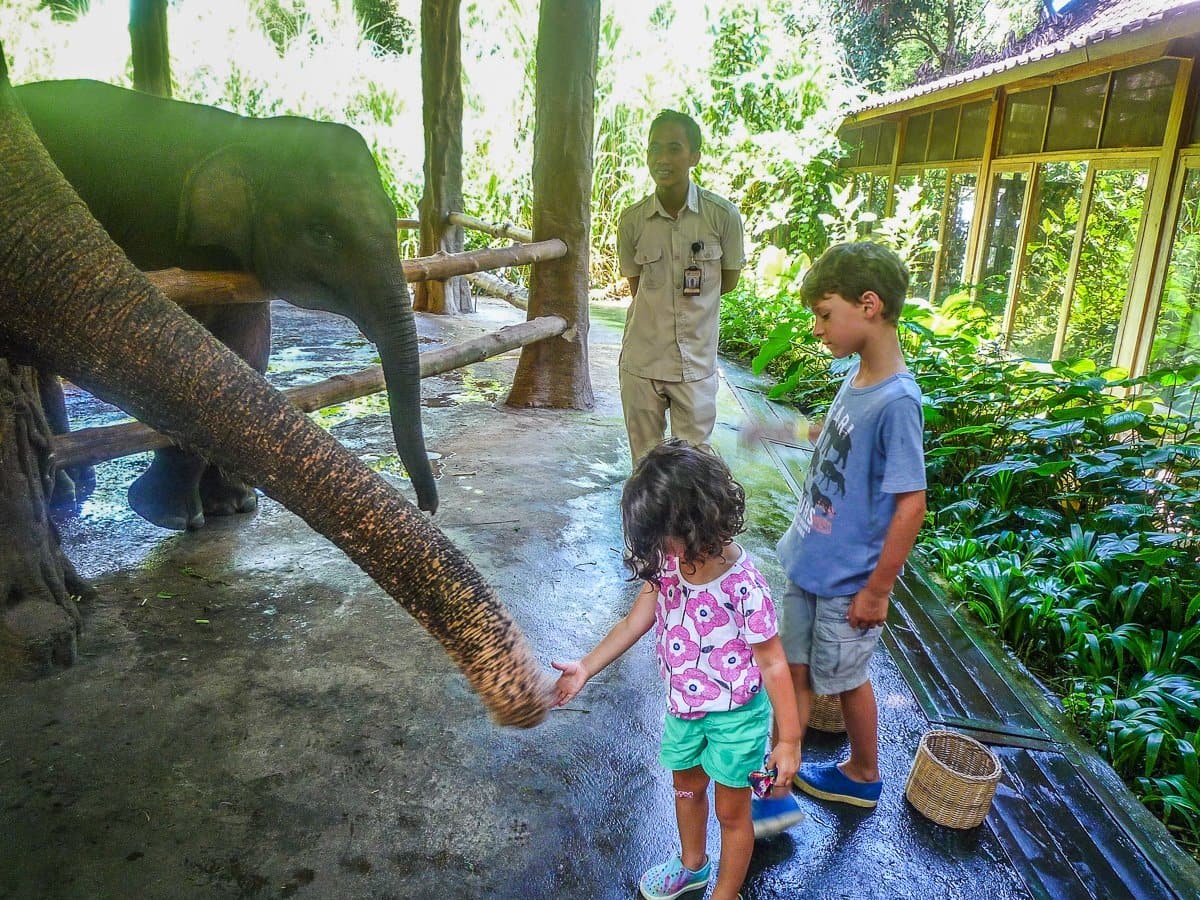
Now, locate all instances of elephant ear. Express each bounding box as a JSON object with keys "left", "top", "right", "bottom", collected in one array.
[{"left": 178, "top": 146, "right": 255, "bottom": 265}]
